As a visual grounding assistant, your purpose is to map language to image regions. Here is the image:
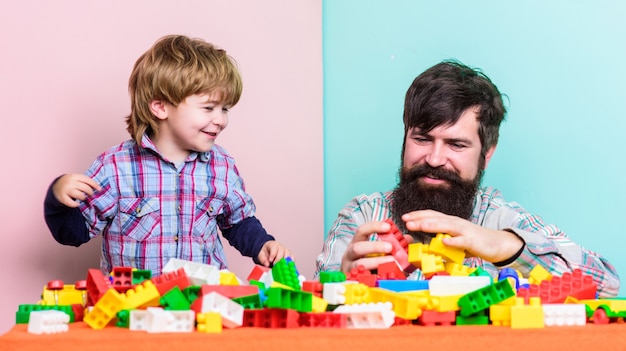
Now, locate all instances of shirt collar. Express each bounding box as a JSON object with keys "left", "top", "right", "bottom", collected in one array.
[{"left": 140, "top": 134, "right": 211, "bottom": 163}]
